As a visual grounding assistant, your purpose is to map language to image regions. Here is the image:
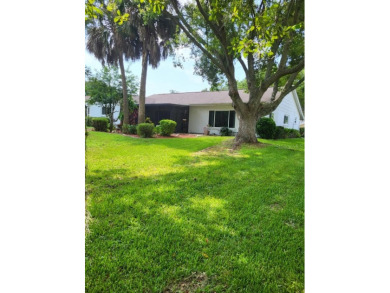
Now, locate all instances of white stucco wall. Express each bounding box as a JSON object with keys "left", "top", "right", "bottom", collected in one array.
[
  {"left": 270, "top": 92, "right": 301, "bottom": 130},
  {"left": 188, "top": 104, "right": 239, "bottom": 134},
  {"left": 188, "top": 92, "right": 301, "bottom": 134},
  {"left": 86, "top": 104, "right": 121, "bottom": 125}
]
